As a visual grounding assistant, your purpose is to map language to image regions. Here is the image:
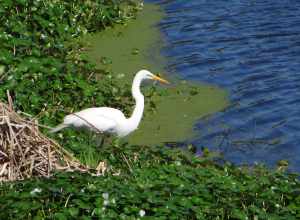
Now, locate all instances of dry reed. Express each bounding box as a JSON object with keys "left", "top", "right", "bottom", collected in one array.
[{"left": 0, "top": 93, "right": 89, "bottom": 182}]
